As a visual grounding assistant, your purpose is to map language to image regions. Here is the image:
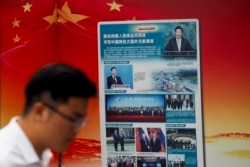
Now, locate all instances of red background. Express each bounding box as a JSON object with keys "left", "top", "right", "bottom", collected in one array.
[{"left": 1, "top": 0, "right": 250, "bottom": 166}]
